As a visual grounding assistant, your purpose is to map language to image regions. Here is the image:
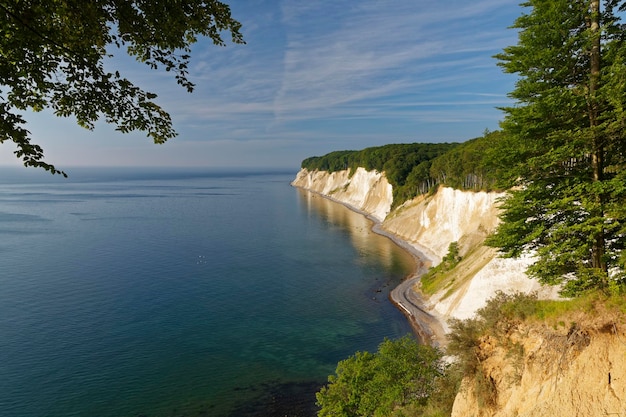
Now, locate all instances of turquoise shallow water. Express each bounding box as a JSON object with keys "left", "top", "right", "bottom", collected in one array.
[{"left": 0, "top": 167, "right": 414, "bottom": 417}]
